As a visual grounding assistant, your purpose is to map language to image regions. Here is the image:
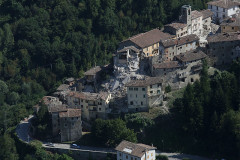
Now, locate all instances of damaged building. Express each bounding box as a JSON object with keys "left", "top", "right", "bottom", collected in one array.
[
  {"left": 125, "top": 77, "right": 163, "bottom": 112},
  {"left": 66, "top": 91, "right": 111, "bottom": 121},
  {"left": 151, "top": 50, "right": 207, "bottom": 89},
  {"left": 159, "top": 34, "right": 199, "bottom": 61},
  {"left": 206, "top": 32, "right": 240, "bottom": 65}
]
